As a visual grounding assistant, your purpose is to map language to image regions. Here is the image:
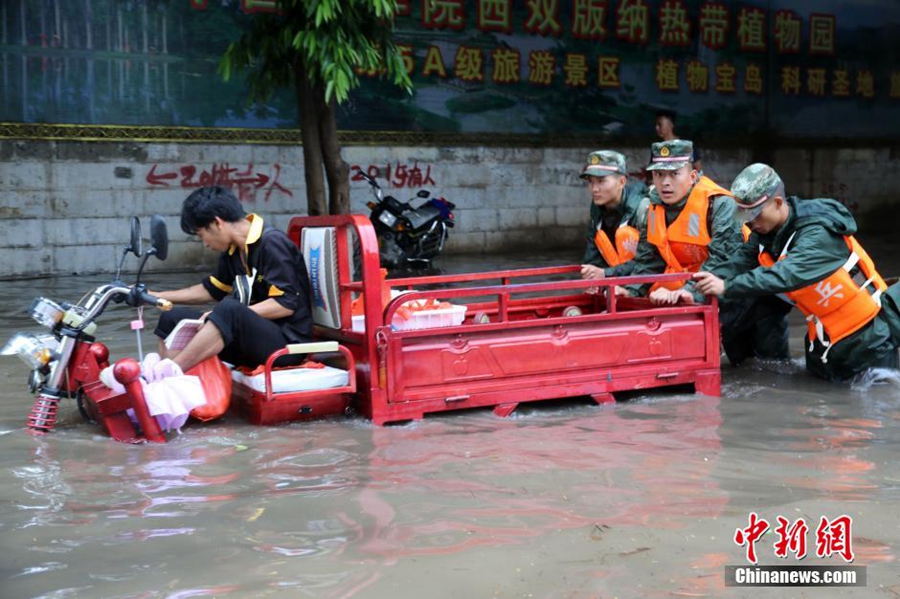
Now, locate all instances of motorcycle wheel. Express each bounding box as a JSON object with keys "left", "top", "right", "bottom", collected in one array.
[
  {"left": 76, "top": 389, "right": 96, "bottom": 424},
  {"left": 416, "top": 221, "right": 448, "bottom": 261}
]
